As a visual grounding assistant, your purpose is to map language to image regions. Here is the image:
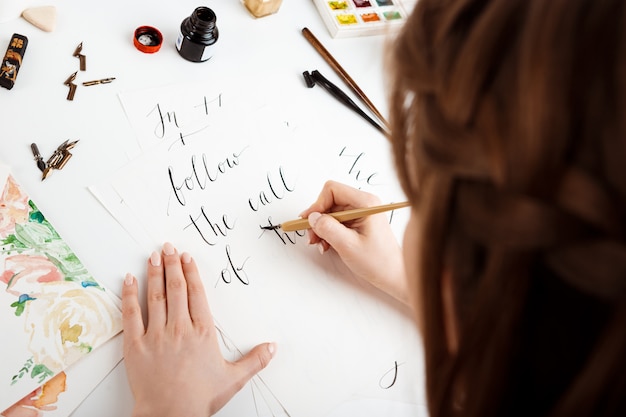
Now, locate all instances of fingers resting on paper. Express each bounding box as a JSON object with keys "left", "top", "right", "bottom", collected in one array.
[{"left": 121, "top": 242, "right": 276, "bottom": 417}]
